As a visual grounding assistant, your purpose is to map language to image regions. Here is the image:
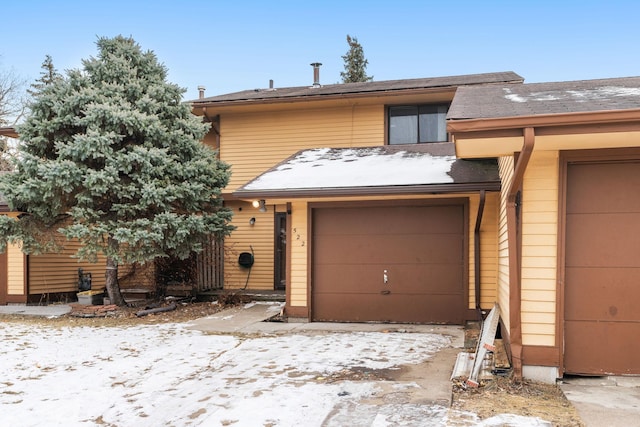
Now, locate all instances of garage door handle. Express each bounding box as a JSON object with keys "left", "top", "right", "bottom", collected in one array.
[{"left": 381, "top": 290, "right": 391, "bottom": 295}]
